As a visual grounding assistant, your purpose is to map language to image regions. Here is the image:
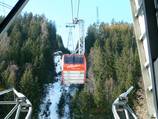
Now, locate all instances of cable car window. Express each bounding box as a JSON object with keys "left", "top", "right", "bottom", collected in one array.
[
  {"left": 64, "top": 56, "right": 73, "bottom": 64},
  {"left": 64, "top": 55, "right": 84, "bottom": 64}
]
